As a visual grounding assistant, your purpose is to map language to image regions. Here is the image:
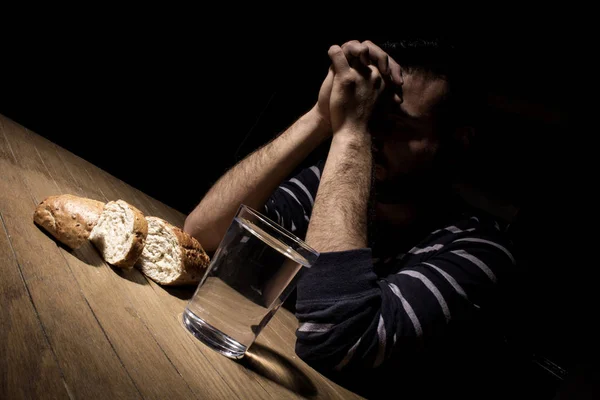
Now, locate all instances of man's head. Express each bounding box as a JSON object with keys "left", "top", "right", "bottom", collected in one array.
[{"left": 369, "top": 39, "right": 479, "bottom": 203}]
